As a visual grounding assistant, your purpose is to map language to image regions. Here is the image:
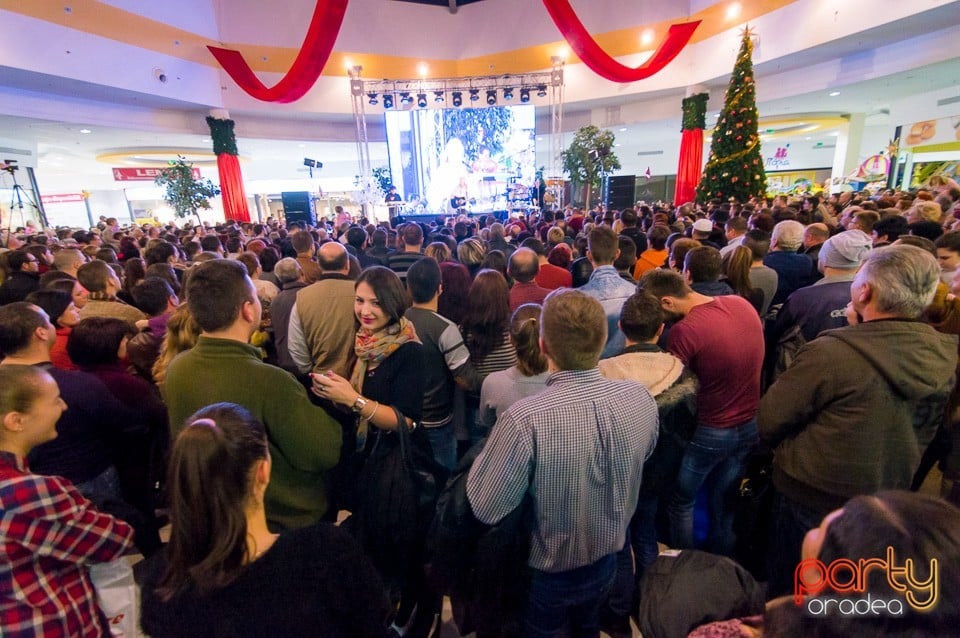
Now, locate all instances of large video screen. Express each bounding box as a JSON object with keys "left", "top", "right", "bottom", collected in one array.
[{"left": 385, "top": 105, "right": 537, "bottom": 215}]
